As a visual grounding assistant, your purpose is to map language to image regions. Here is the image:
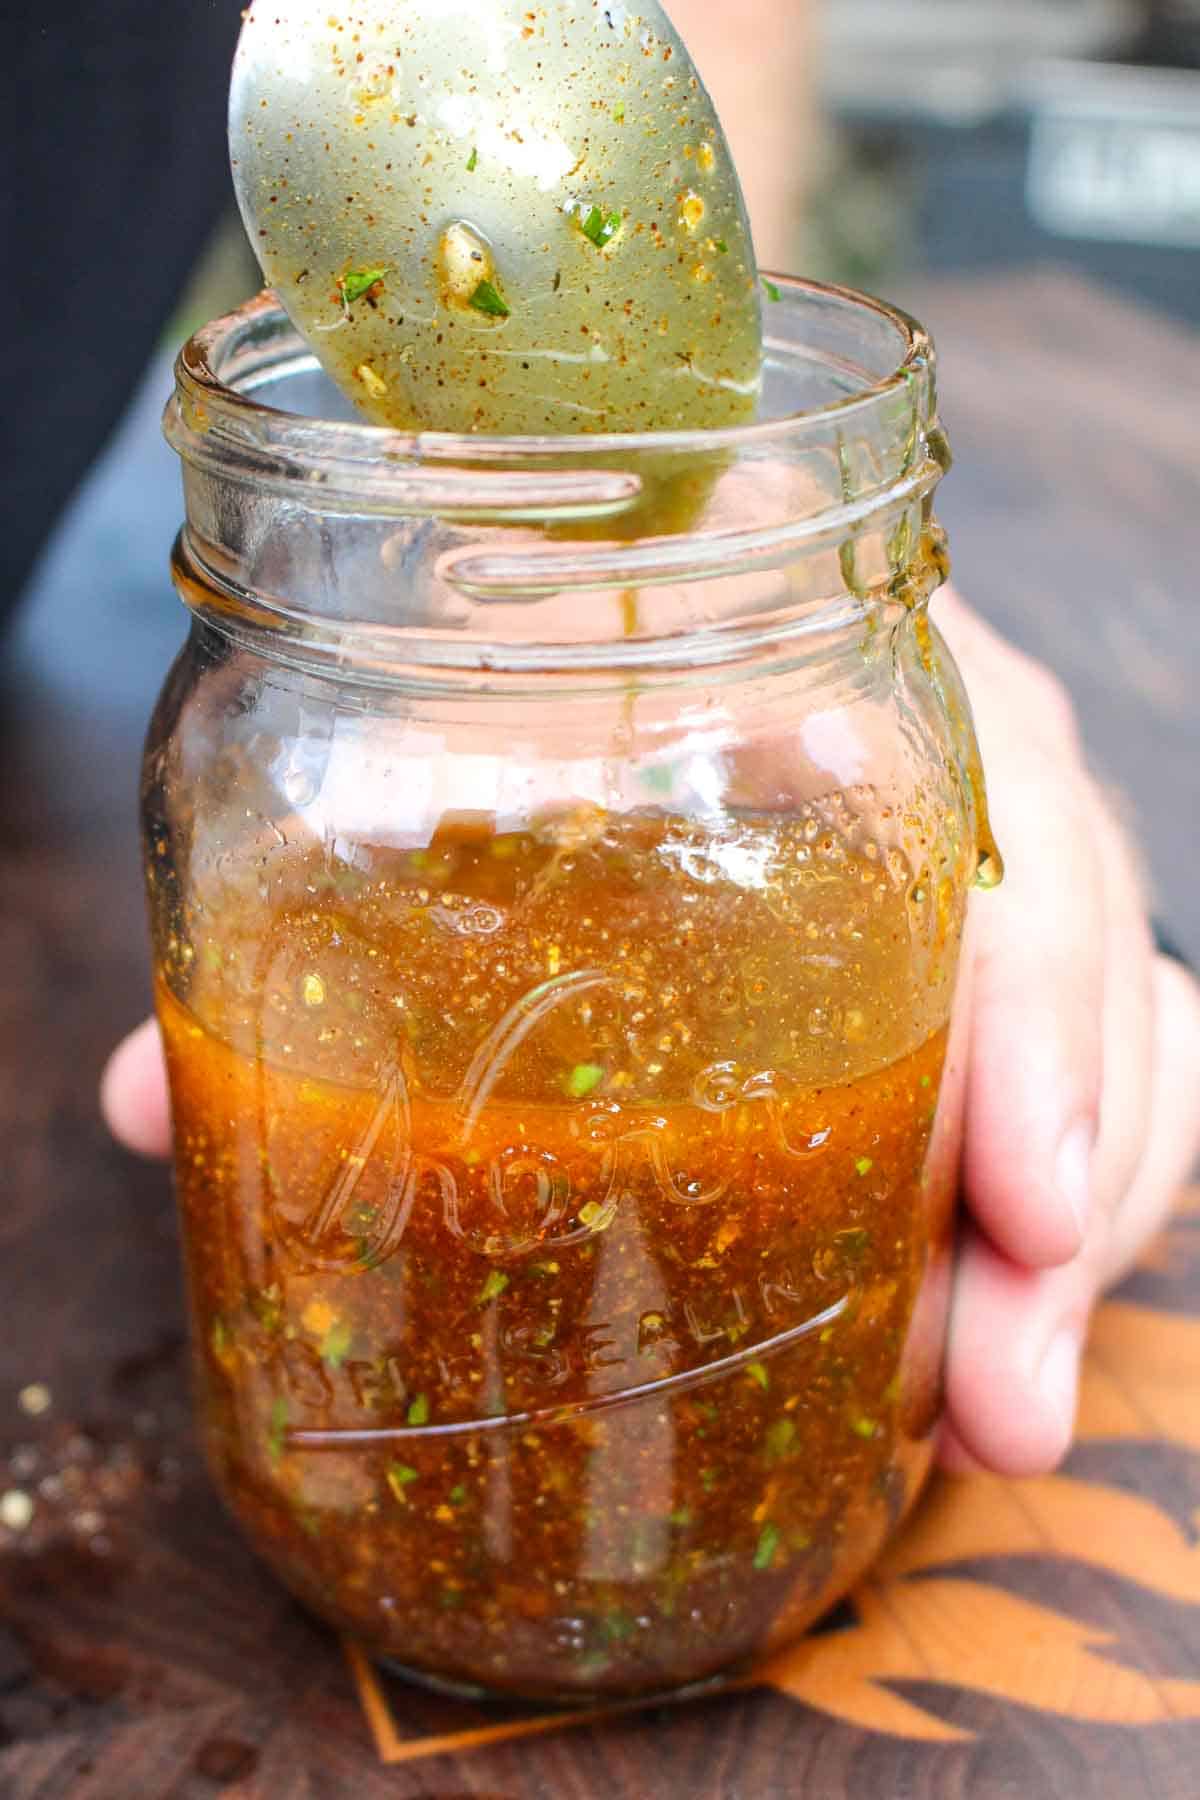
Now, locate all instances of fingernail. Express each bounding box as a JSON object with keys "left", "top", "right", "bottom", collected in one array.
[
  {"left": 1038, "top": 1325, "right": 1082, "bottom": 1447},
  {"left": 1055, "top": 1119, "right": 1094, "bottom": 1244}
]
